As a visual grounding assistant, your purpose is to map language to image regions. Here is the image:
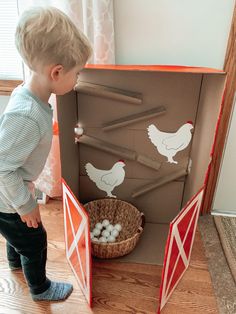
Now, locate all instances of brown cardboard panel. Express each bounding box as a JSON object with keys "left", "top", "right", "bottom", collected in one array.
[
  {"left": 131, "top": 182, "right": 184, "bottom": 223},
  {"left": 77, "top": 93, "right": 133, "bottom": 128},
  {"left": 93, "top": 223, "right": 169, "bottom": 265},
  {"left": 78, "top": 69, "right": 202, "bottom": 129},
  {"left": 183, "top": 74, "right": 226, "bottom": 204},
  {"left": 57, "top": 91, "right": 80, "bottom": 196},
  {"left": 80, "top": 176, "right": 184, "bottom": 223}
]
